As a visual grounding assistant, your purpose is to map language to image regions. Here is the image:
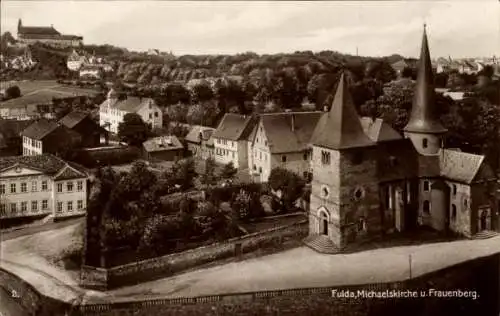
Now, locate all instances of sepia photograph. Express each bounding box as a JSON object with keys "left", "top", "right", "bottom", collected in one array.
[{"left": 0, "top": 0, "right": 499, "bottom": 315}]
